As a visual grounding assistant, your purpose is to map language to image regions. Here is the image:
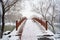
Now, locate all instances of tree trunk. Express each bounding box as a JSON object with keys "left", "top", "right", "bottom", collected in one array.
[
  {"left": 51, "top": 16, "right": 55, "bottom": 34},
  {"left": 0, "top": 0, "right": 5, "bottom": 38}
]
